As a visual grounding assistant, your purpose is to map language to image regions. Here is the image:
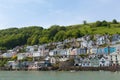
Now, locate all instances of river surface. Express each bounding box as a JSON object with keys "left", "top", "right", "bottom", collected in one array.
[{"left": 0, "top": 71, "right": 120, "bottom": 80}]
